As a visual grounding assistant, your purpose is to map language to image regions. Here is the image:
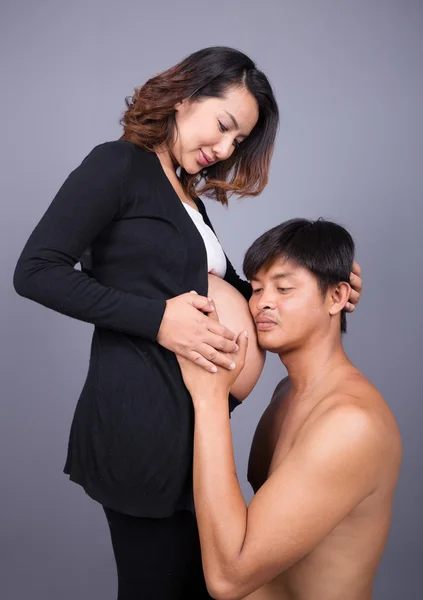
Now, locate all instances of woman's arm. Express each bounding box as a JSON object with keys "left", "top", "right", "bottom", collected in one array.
[
  {"left": 13, "top": 142, "right": 239, "bottom": 370},
  {"left": 13, "top": 142, "right": 166, "bottom": 340}
]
